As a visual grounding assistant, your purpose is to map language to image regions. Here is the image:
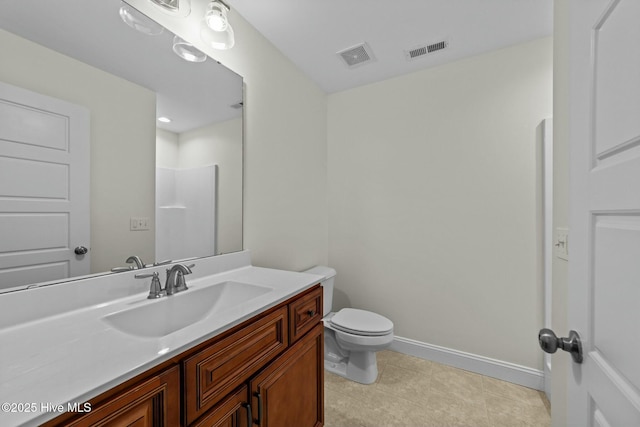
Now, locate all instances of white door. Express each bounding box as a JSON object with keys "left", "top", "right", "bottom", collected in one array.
[
  {"left": 567, "top": 0, "right": 640, "bottom": 424},
  {"left": 541, "top": 118, "right": 553, "bottom": 400},
  {"left": 0, "top": 81, "right": 90, "bottom": 290}
]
